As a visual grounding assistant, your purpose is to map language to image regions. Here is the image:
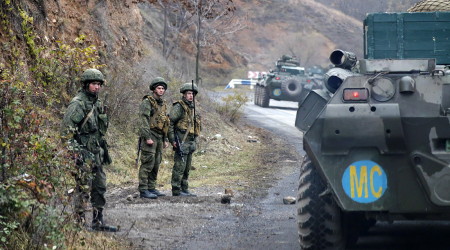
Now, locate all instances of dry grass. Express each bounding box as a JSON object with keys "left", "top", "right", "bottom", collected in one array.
[
  {"left": 103, "top": 104, "right": 269, "bottom": 190},
  {"left": 66, "top": 230, "right": 134, "bottom": 250}
]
